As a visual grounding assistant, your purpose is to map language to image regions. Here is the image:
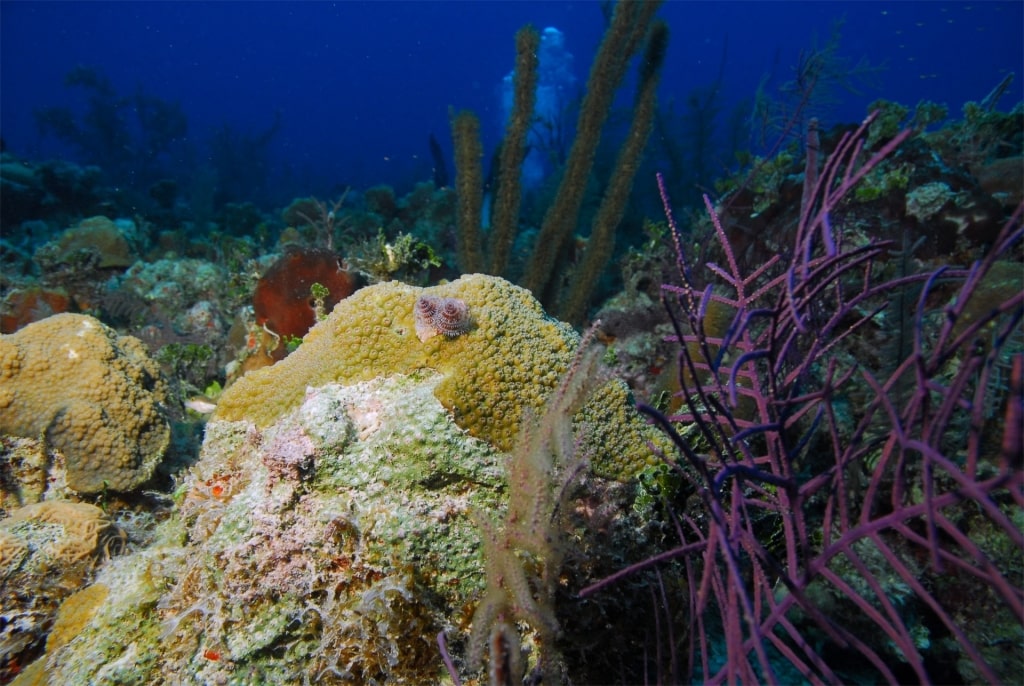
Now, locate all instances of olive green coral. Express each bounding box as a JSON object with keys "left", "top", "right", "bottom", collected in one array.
[
  {"left": 0, "top": 314, "right": 170, "bottom": 494},
  {"left": 216, "top": 274, "right": 656, "bottom": 479}
]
